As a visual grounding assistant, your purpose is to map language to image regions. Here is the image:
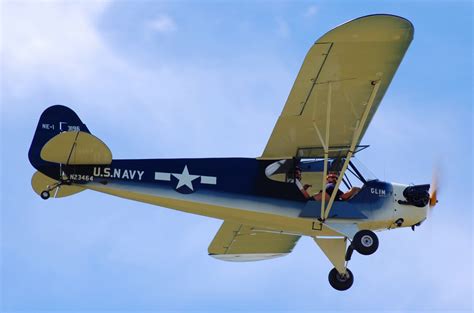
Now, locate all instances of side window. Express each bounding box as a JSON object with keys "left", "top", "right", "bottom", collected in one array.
[{"left": 265, "top": 160, "right": 293, "bottom": 183}]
